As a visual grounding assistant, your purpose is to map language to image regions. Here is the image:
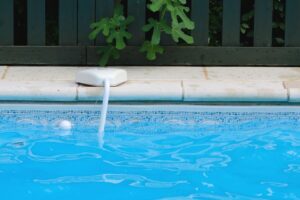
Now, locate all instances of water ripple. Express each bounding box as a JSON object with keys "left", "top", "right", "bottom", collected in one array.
[{"left": 34, "top": 173, "right": 187, "bottom": 188}]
